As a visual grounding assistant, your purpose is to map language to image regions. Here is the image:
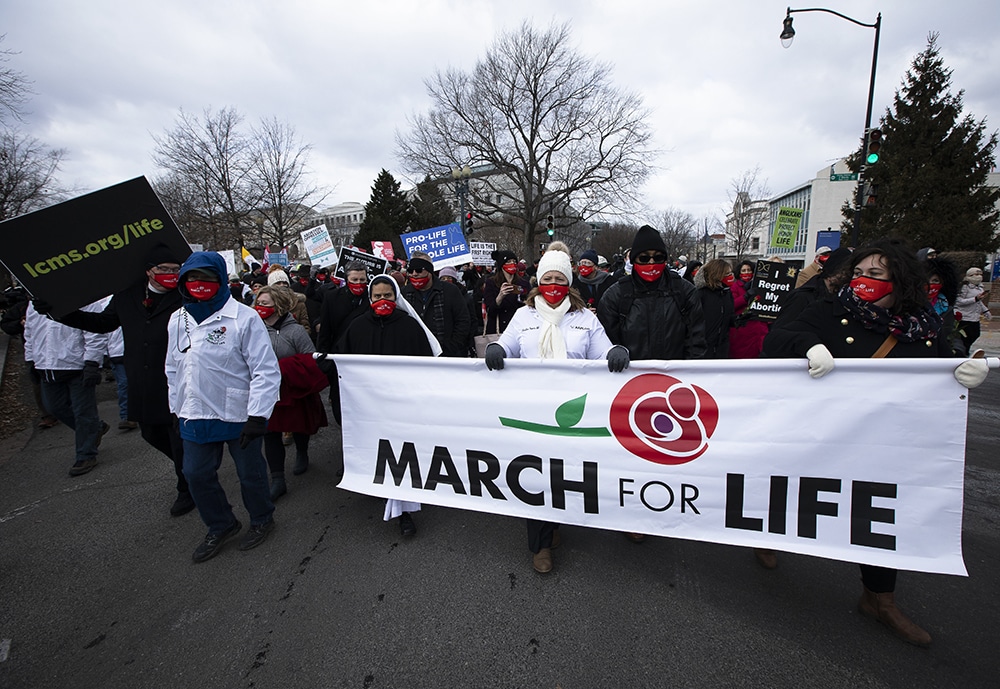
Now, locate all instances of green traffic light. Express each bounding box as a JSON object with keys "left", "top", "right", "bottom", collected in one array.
[
  {"left": 547, "top": 228, "right": 554, "bottom": 237},
  {"left": 866, "top": 152, "right": 880, "bottom": 165}
]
